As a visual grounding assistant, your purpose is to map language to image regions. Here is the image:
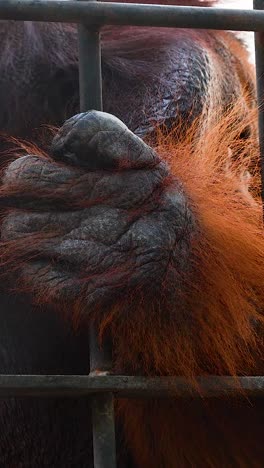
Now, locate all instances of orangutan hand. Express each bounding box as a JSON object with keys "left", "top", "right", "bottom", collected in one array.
[{"left": 1, "top": 111, "right": 194, "bottom": 309}]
